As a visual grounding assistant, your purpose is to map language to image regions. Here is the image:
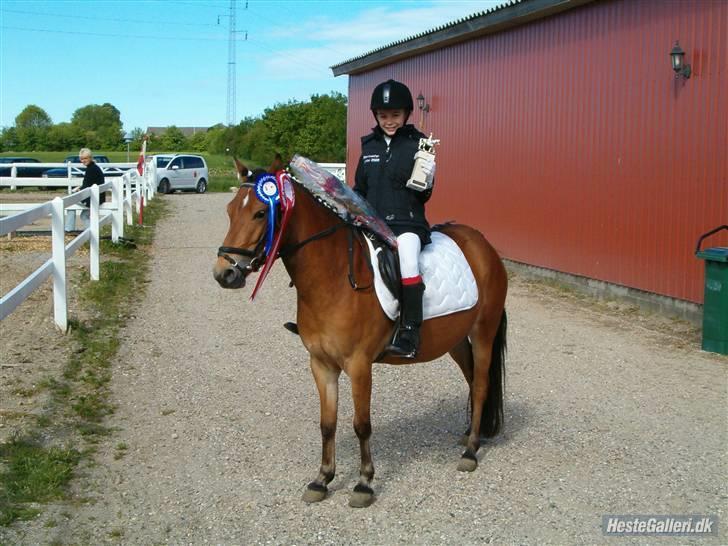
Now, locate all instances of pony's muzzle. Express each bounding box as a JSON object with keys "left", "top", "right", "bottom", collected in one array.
[{"left": 213, "top": 263, "right": 247, "bottom": 289}]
